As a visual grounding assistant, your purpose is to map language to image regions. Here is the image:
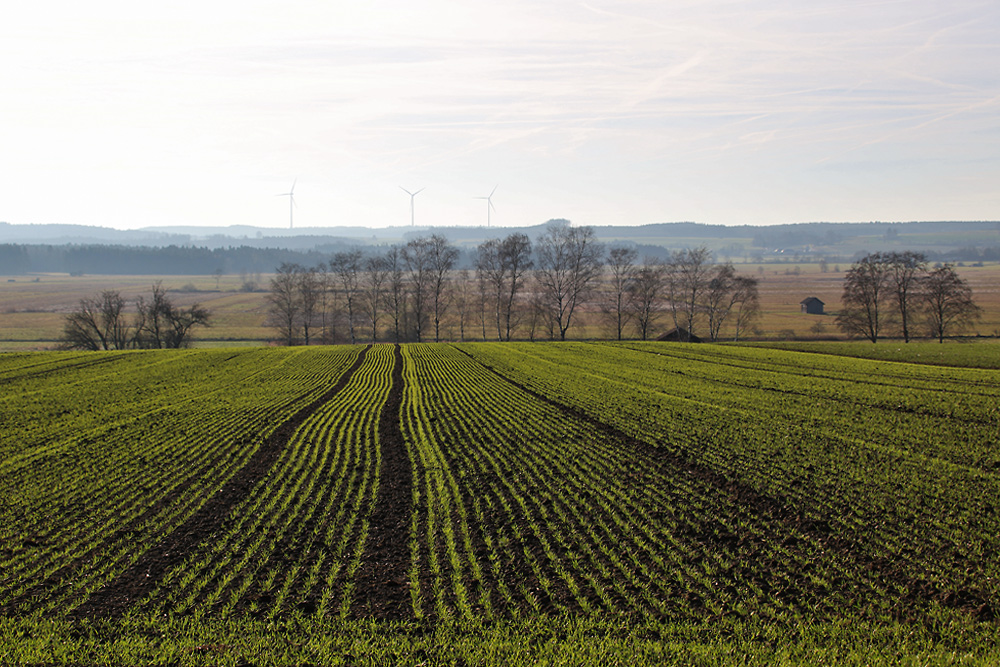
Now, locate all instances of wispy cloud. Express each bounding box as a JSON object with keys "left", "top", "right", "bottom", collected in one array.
[{"left": 1, "top": 0, "right": 998, "bottom": 228}]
